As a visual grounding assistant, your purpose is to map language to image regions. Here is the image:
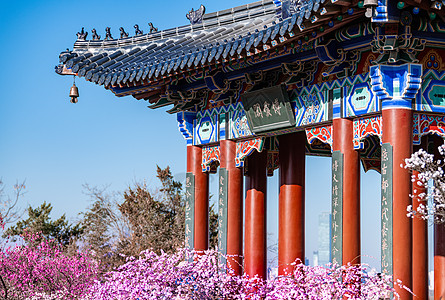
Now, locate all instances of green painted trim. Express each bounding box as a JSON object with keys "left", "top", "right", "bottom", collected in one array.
[
  {"left": 381, "top": 143, "right": 393, "bottom": 278},
  {"left": 331, "top": 151, "right": 343, "bottom": 265},
  {"left": 185, "top": 172, "right": 195, "bottom": 250},
  {"left": 218, "top": 168, "right": 228, "bottom": 270}
]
